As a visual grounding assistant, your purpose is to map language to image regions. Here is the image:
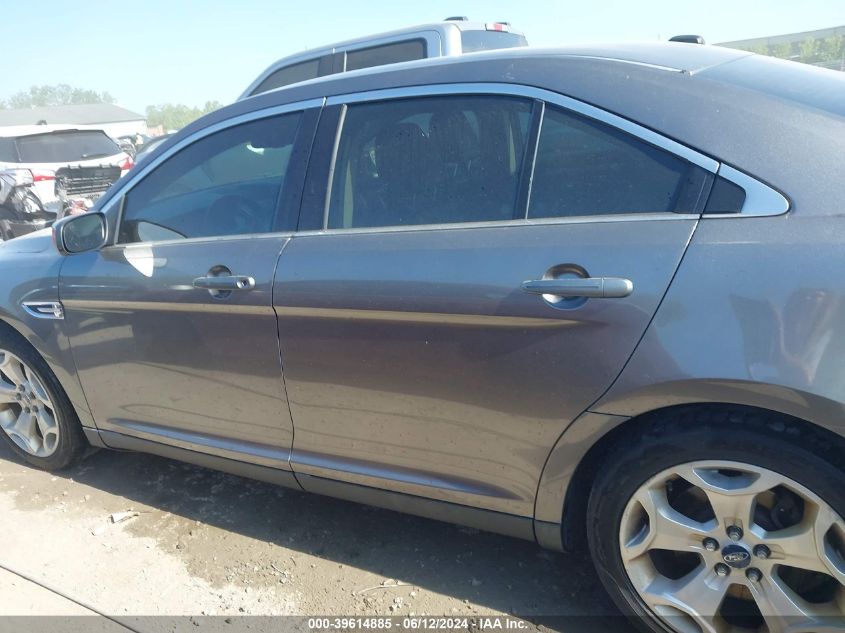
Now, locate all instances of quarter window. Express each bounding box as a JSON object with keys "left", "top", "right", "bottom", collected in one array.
[
  {"left": 345, "top": 40, "right": 426, "bottom": 72},
  {"left": 704, "top": 176, "right": 746, "bottom": 214},
  {"left": 528, "top": 106, "right": 696, "bottom": 218},
  {"left": 119, "top": 113, "right": 301, "bottom": 243},
  {"left": 252, "top": 59, "right": 321, "bottom": 95},
  {"left": 327, "top": 96, "right": 532, "bottom": 229}
]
